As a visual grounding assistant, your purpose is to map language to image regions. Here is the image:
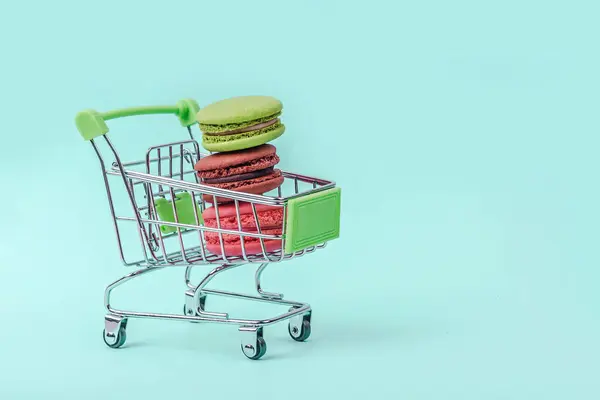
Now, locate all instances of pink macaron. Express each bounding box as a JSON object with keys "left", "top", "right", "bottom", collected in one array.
[
  {"left": 194, "top": 144, "right": 284, "bottom": 204},
  {"left": 202, "top": 202, "right": 284, "bottom": 256}
]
